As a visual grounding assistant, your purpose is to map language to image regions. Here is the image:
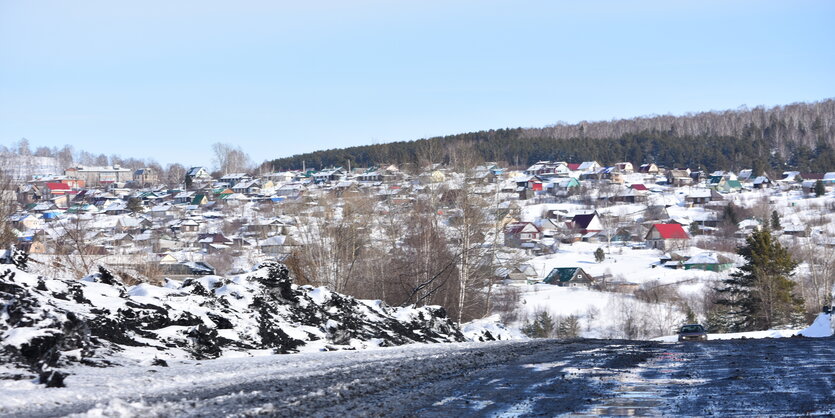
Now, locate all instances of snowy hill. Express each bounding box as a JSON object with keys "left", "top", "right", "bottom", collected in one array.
[{"left": 0, "top": 254, "right": 463, "bottom": 387}]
